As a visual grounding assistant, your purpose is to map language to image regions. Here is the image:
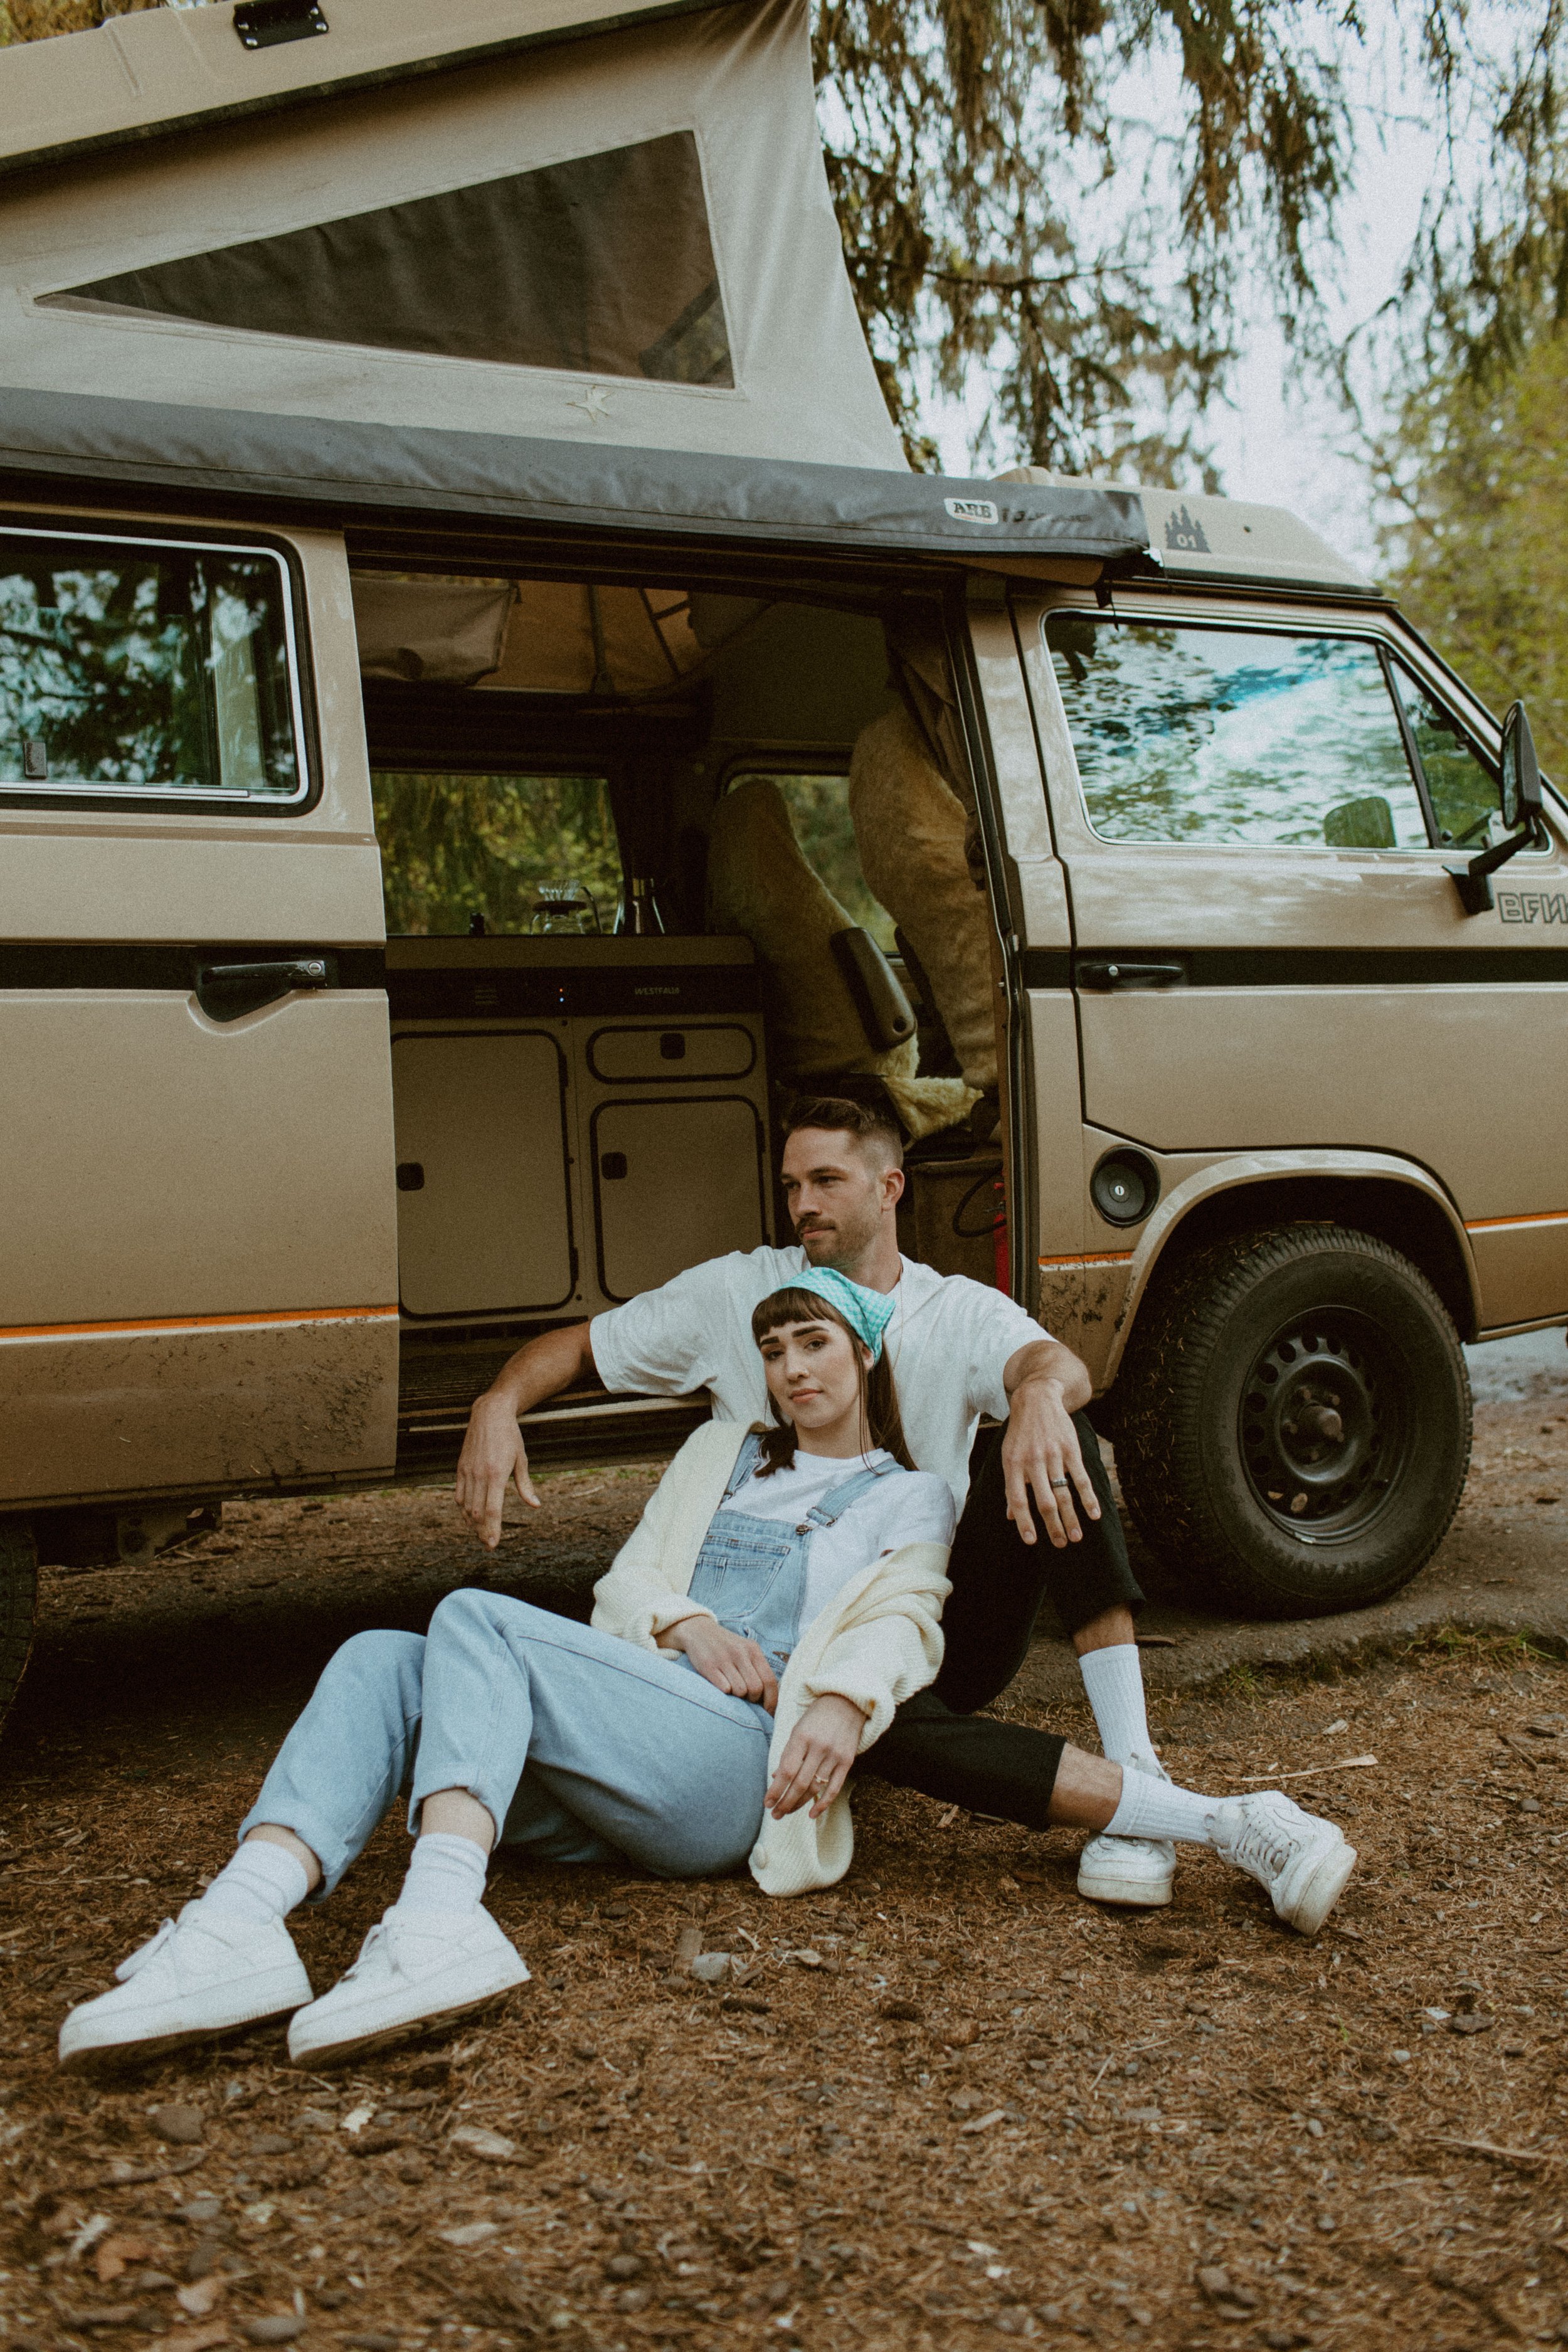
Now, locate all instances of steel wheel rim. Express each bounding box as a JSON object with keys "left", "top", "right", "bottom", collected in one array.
[{"left": 1237, "top": 1306, "right": 1409, "bottom": 1544}]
